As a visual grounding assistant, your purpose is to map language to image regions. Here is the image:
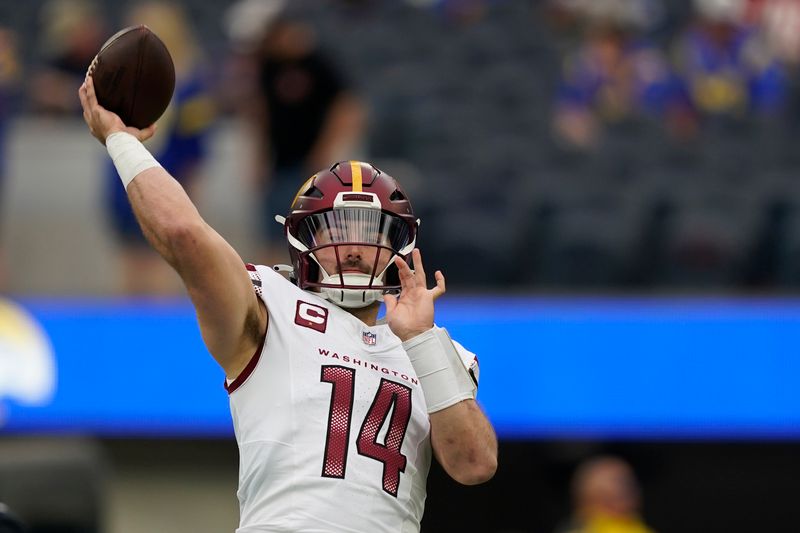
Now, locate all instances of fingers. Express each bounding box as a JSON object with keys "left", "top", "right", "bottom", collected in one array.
[
  {"left": 78, "top": 82, "right": 87, "bottom": 110},
  {"left": 78, "top": 79, "right": 97, "bottom": 123},
  {"left": 80, "top": 75, "right": 144, "bottom": 144},
  {"left": 431, "top": 270, "right": 446, "bottom": 300},
  {"left": 394, "top": 255, "right": 416, "bottom": 291},
  {"left": 411, "top": 248, "right": 426, "bottom": 282},
  {"left": 395, "top": 249, "right": 446, "bottom": 297},
  {"left": 78, "top": 82, "right": 97, "bottom": 137},
  {"left": 84, "top": 75, "right": 98, "bottom": 108}
]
